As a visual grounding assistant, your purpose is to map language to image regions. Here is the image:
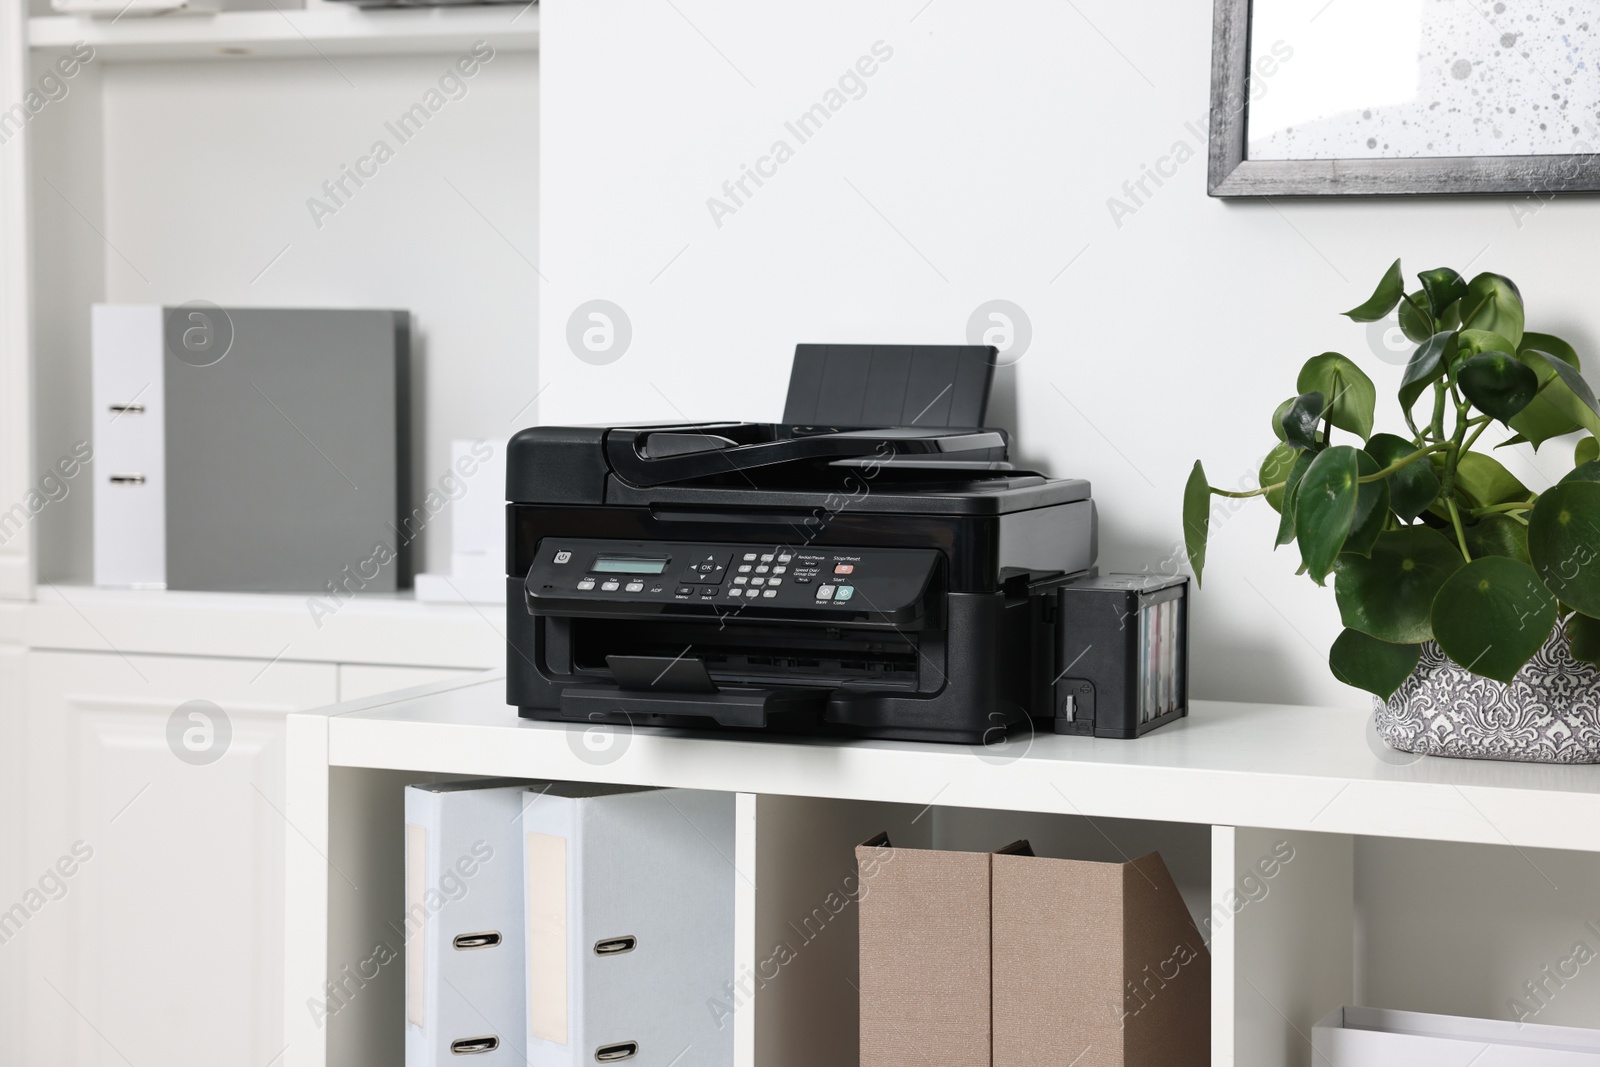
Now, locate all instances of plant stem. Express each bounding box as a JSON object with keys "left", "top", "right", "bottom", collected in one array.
[
  {"left": 1438, "top": 388, "right": 1475, "bottom": 562},
  {"left": 1469, "top": 501, "right": 1535, "bottom": 516},
  {"left": 1446, "top": 498, "right": 1472, "bottom": 561},
  {"left": 1209, "top": 442, "right": 1452, "bottom": 501},
  {"left": 1462, "top": 418, "right": 1493, "bottom": 452},
  {"left": 1357, "top": 442, "right": 1452, "bottom": 483},
  {"left": 1400, "top": 292, "right": 1433, "bottom": 335},
  {"left": 1429, "top": 380, "right": 1447, "bottom": 443}
]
